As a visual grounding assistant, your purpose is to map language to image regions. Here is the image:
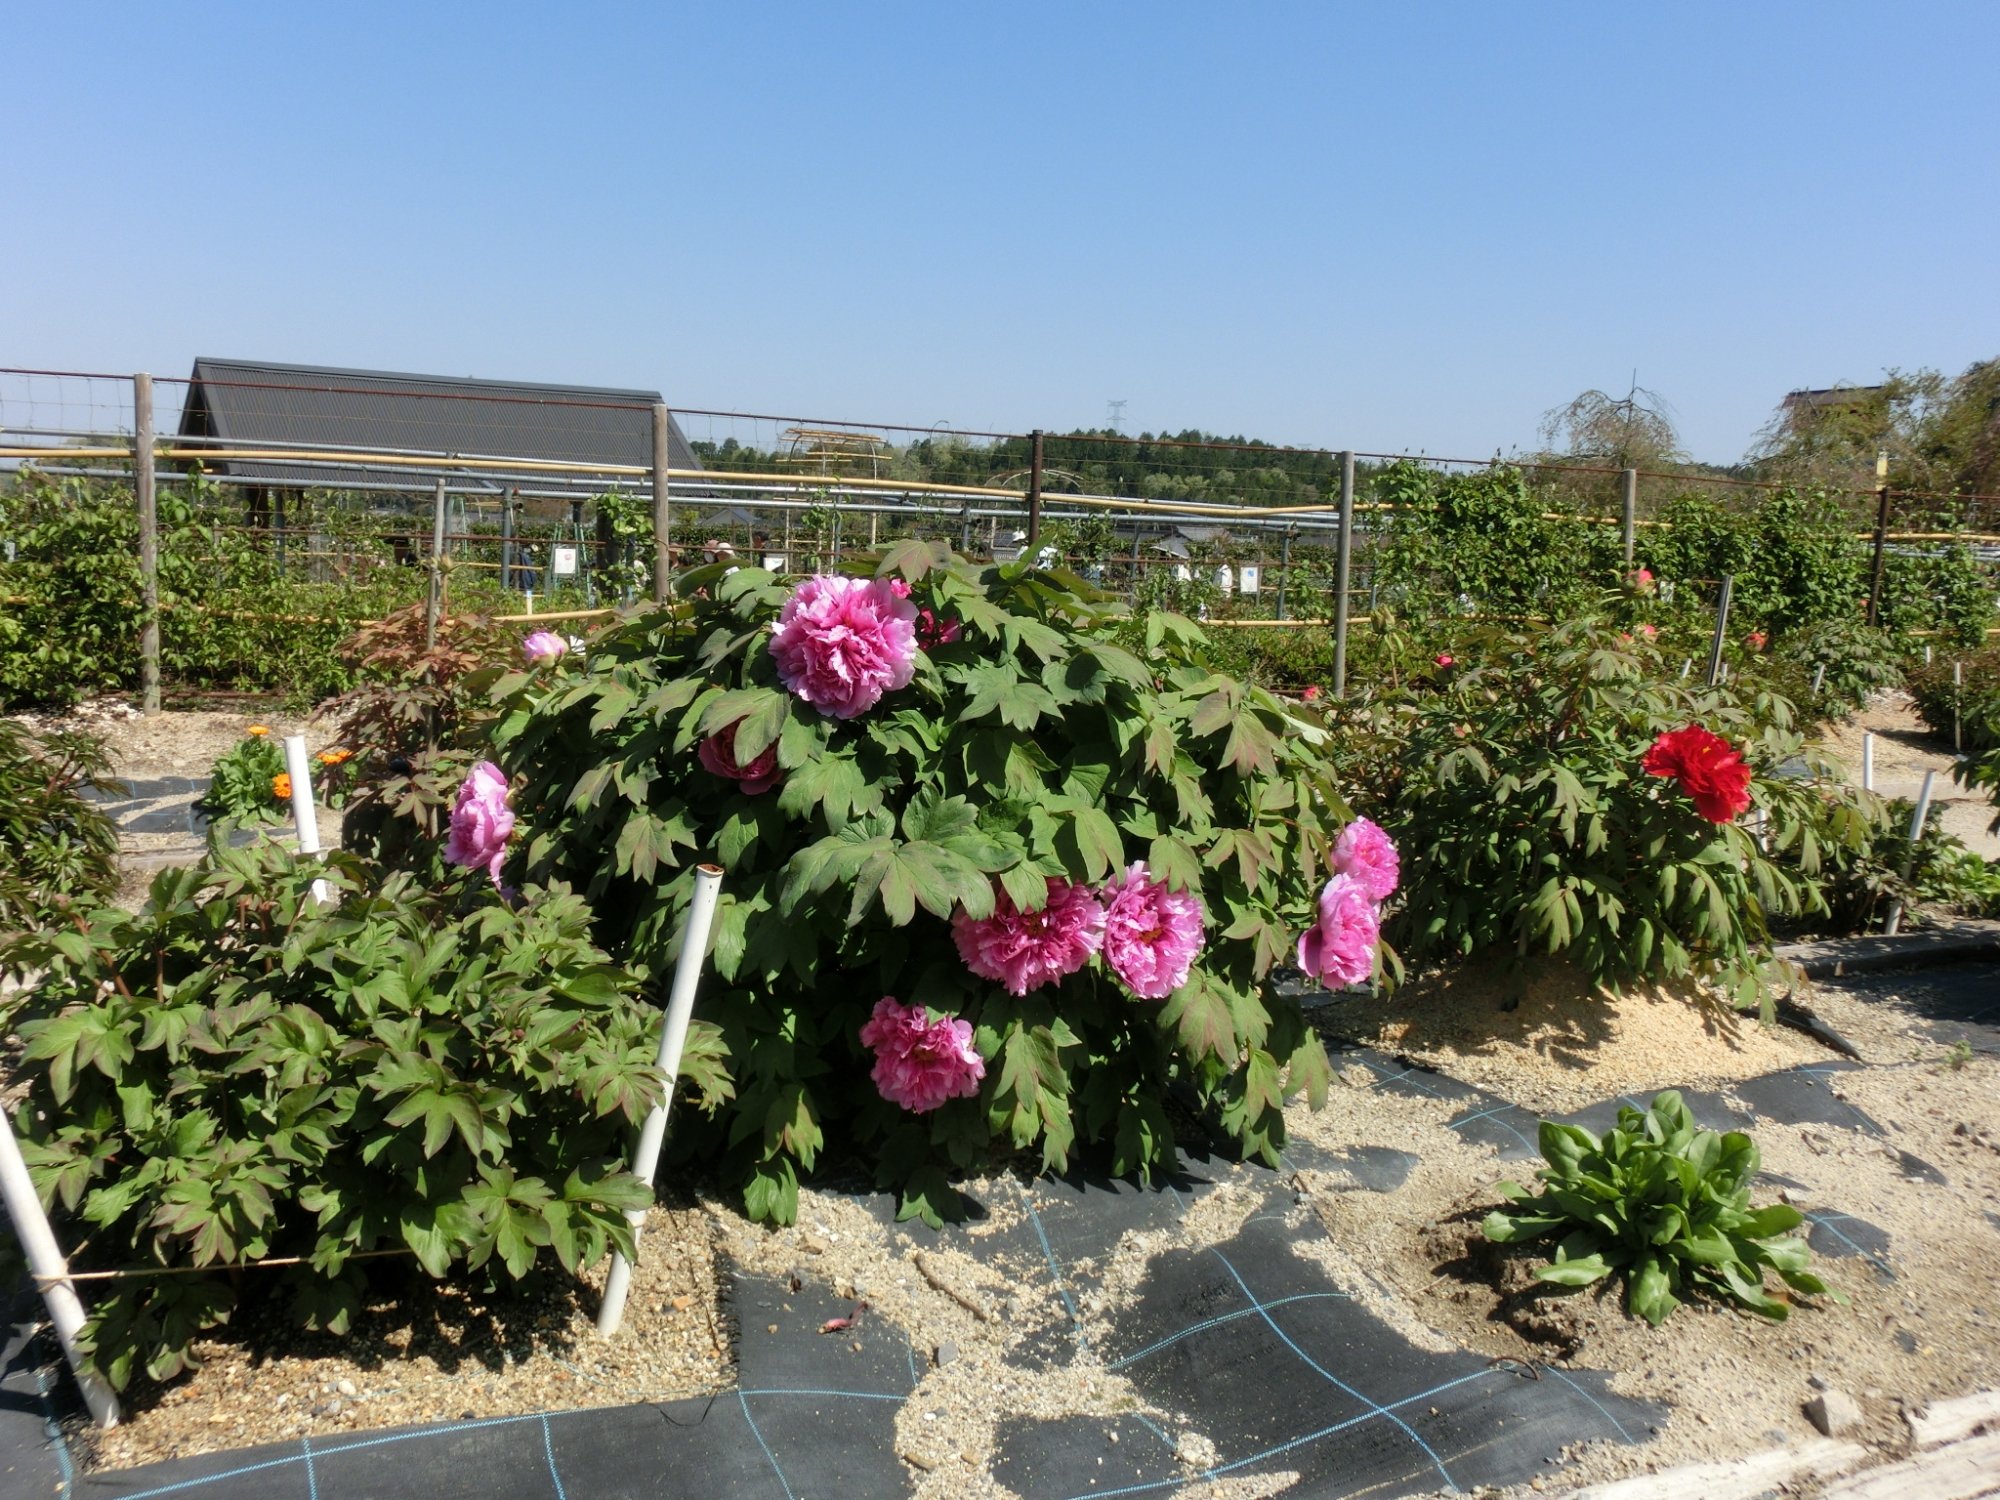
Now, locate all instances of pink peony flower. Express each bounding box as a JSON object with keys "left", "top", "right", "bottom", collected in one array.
[
  {"left": 1434, "top": 653, "right": 1456, "bottom": 669},
  {"left": 888, "top": 577, "right": 912, "bottom": 598},
  {"left": 1295, "top": 873, "right": 1380, "bottom": 989},
  {"left": 697, "top": 719, "right": 783, "bottom": 795},
  {"left": 1100, "top": 862, "right": 1205, "bottom": 999},
  {"left": 916, "top": 607, "right": 961, "bottom": 648},
  {"left": 522, "top": 630, "right": 568, "bottom": 664},
  {"left": 445, "top": 760, "right": 514, "bottom": 886},
  {"left": 1331, "top": 818, "right": 1400, "bottom": 903},
  {"left": 769, "top": 574, "right": 918, "bottom": 719},
  {"left": 952, "top": 878, "right": 1106, "bottom": 995},
  {"left": 1639, "top": 623, "right": 1658, "bottom": 639},
  {"left": 1302, "top": 684, "right": 1322, "bottom": 702},
  {"left": 1745, "top": 630, "right": 1768, "bottom": 652},
  {"left": 859, "top": 997, "right": 986, "bottom": 1113},
  {"left": 1629, "top": 567, "right": 1656, "bottom": 593}
]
